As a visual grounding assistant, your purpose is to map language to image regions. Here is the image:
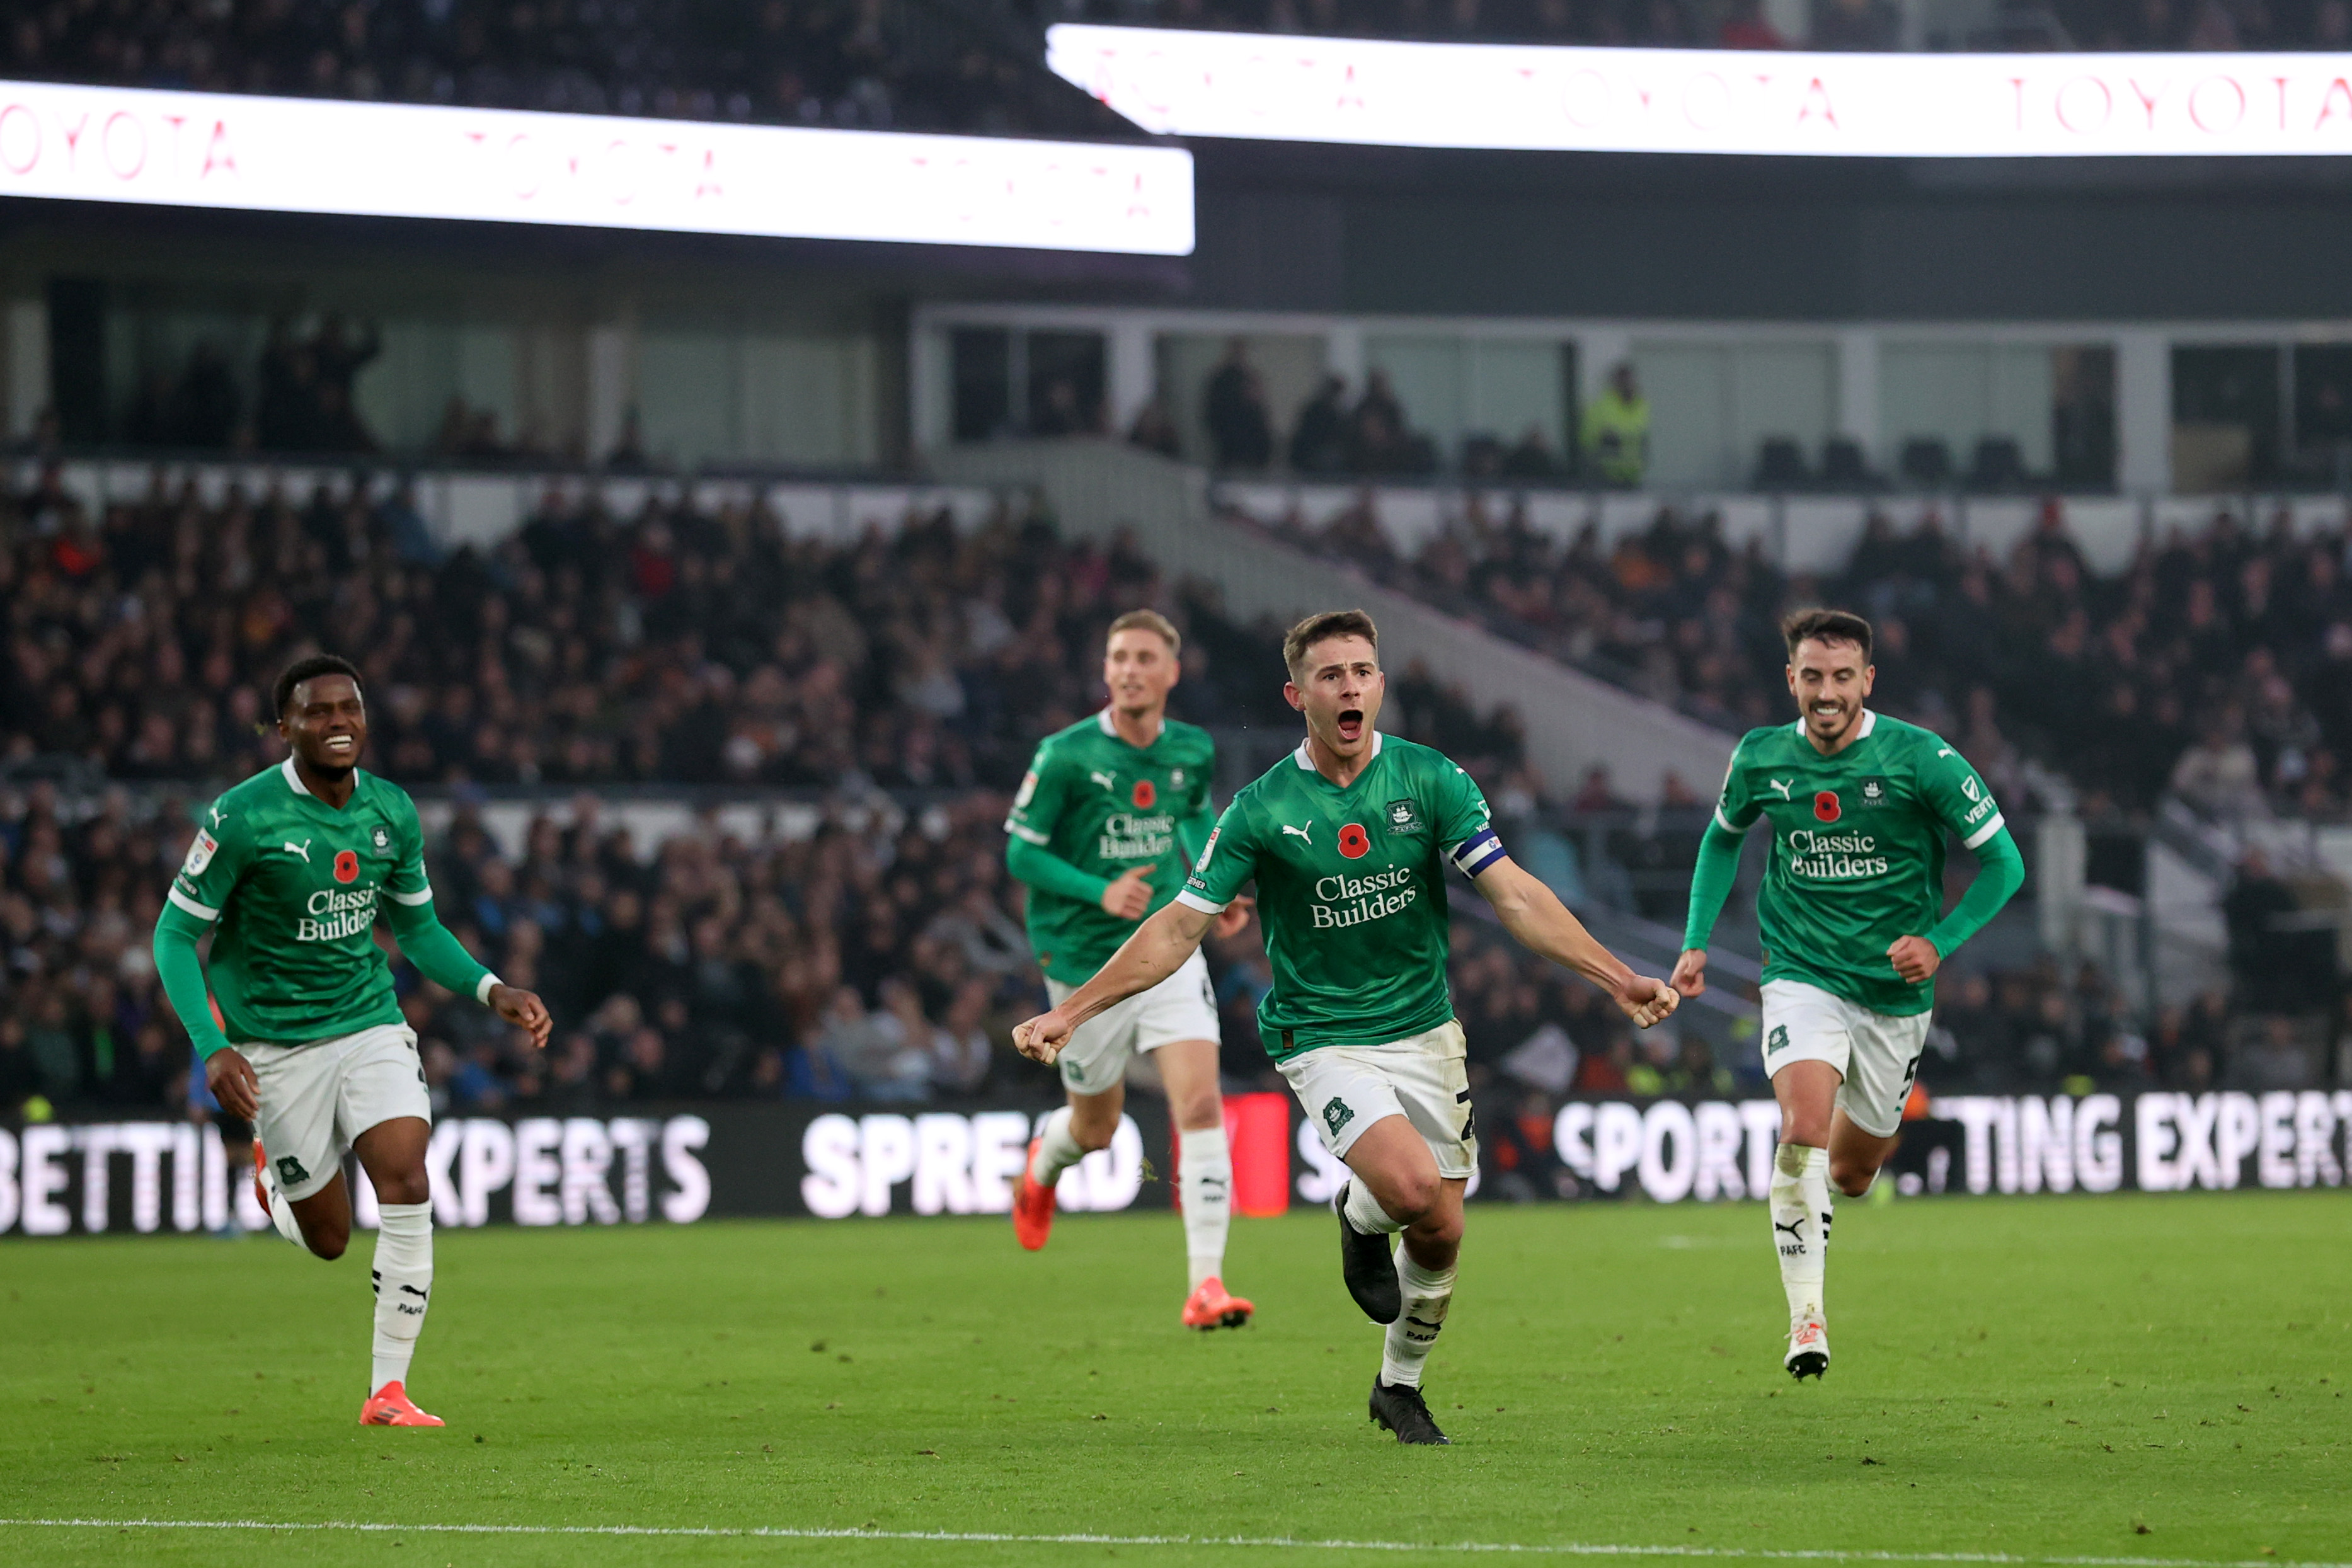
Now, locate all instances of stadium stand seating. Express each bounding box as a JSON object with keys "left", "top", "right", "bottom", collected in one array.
[
  {"left": 1035, "top": 0, "right": 2352, "bottom": 52},
  {"left": 4, "top": 0, "right": 1126, "bottom": 137},
  {"left": 1219, "top": 491, "right": 2352, "bottom": 820}
]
